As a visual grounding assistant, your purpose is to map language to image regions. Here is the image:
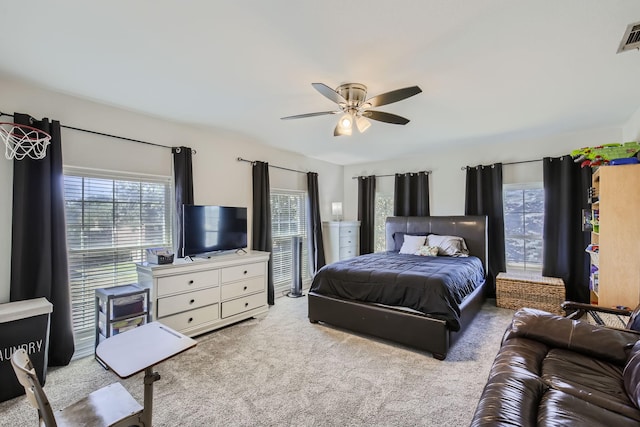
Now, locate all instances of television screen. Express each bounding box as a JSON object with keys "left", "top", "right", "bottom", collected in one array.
[{"left": 182, "top": 205, "right": 248, "bottom": 257}]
